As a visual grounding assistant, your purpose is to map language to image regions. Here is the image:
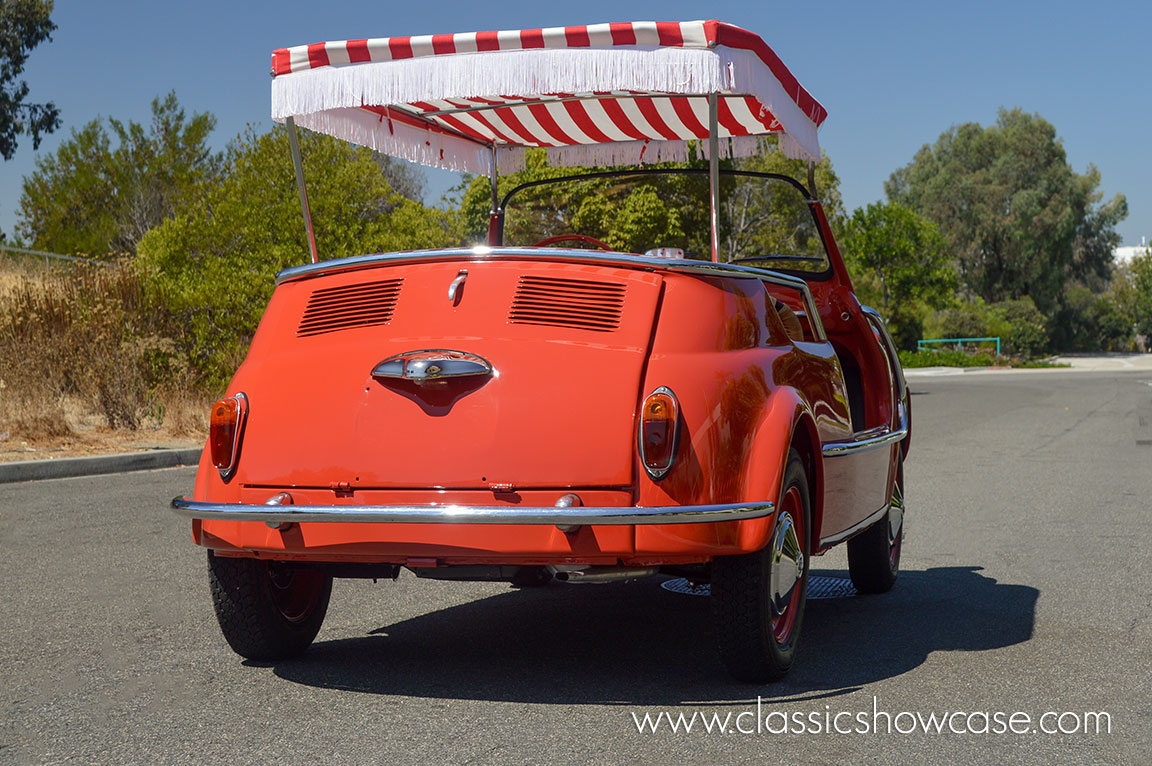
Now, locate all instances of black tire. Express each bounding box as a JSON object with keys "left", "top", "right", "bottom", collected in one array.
[
  {"left": 207, "top": 551, "right": 332, "bottom": 661},
  {"left": 711, "top": 449, "right": 811, "bottom": 683},
  {"left": 847, "top": 459, "right": 904, "bottom": 594}
]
